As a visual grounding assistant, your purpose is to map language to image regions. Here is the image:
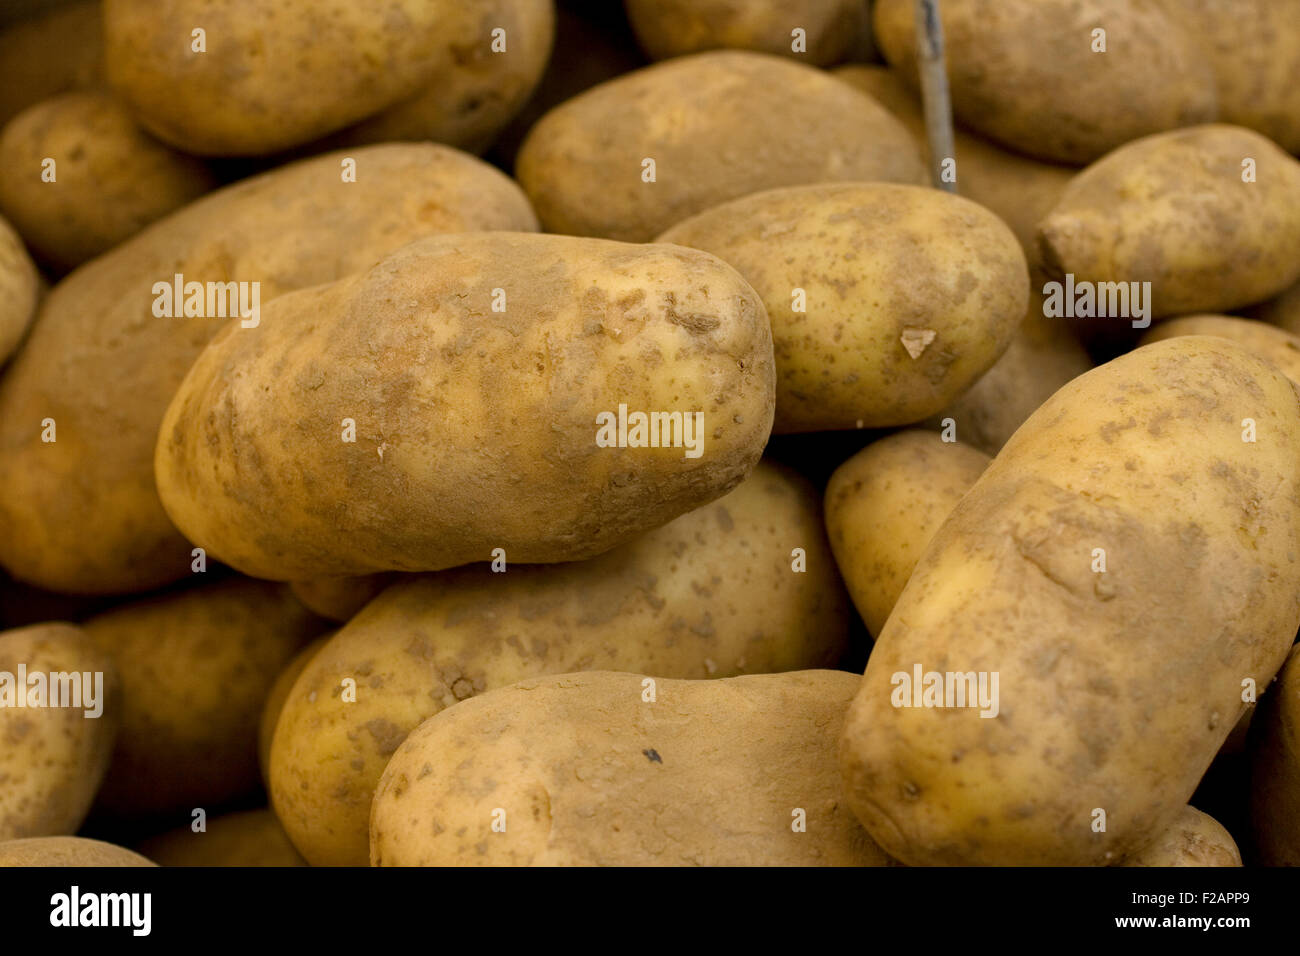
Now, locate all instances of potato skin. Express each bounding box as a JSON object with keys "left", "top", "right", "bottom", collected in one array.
[
  {"left": 516, "top": 50, "right": 925, "bottom": 242},
  {"left": 271, "top": 461, "right": 849, "bottom": 866},
  {"left": 658, "top": 183, "right": 1027, "bottom": 433},
  {"left": 371, "top": 670, "right": 886, "bottom": 866},
  {"left": 0, "top": 623, "right": 120, "bottom": 840},
  {"left": 1140, "top": 315, "right": 1300, "bottom": 385},
  {"left": 0, "top": 143, "right": 538, "bottom": 596},
  {"left": 83, "top": 578, "right": 324, "bottom": 821},
  {"left": 288, "top": 576, "right": 397, "bottom": 623},
  {"left": 157, "top": 232, "right": 774, "bottom": 580},
  {"left": 1122, "top": 806, "right": 1242, "bottom": 867},
  {"left": 0, "top": 1, "right": 103, "bottom": 128},
  {"left": 840, "top": 336, "right": 1300, "bottom": 866},
  {"left": 136, "top": 809, "right": 307, "bottom": 867},
  {"left": 0, "top": 212, "right": 37, "bottom": 365},
  {"left": 1038, "top": 125, "right": 1300, "bottom": 319},
  {"left": 1251, "top": 646, "right": 1300, "bottom": 865},
  {"left": 257, "top": 636, "right": 329, "bottom": 786},
  {"left": 0, "top": 836, "right": 154, "bottom": 867},
  {"left": 873, "top": 0, "right": 1216, "bottom": 165},
  {"left": 0, "top": 92, "right": 215, "bottom": 272},
  {"left": 825, "top": 431, "right": 989, "bottom": 638}
]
